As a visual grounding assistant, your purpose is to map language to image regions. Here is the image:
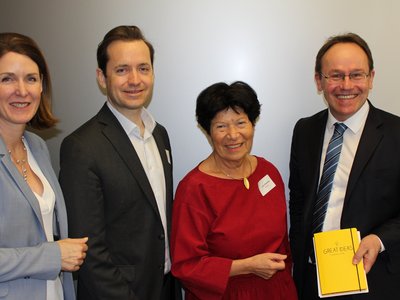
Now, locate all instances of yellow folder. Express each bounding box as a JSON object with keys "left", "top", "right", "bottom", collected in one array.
[{"left": 313, "top": 228, "right": 369, "bottom": 297}]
